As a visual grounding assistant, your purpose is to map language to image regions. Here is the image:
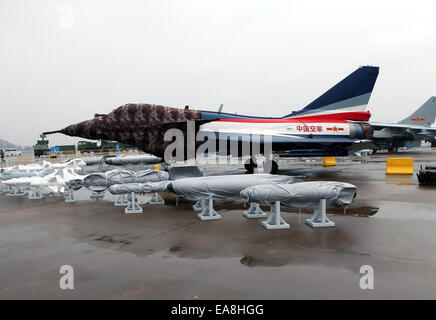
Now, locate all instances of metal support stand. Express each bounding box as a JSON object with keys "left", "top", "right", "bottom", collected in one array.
[
  {"left": 261, "top": 201, "right": 290, "bottom": 230},
  {"left": 2, "top": 184, "right": 13, "bottom": 193},
  {"left": 90, "top": 191, "right": 105, "bottom": 201},
  {"left": 114, "top": 194, "right": 129, "bottom": 206},
  {"left": 305, "top": 199, "right": 335, "bottom": 228},
  {"left": 97, "top": 163, "right": 103, "bottom": 173},
  {"left": 65, "top": 188, "right": 77, "bottom": 203},
  {"left": 145, "top": 192, "right": 165, "bottom": 205},
  {"left": 197, "top": 196, "right": 221, "bottom": 220},
  {"left": 243, "top": 203, "right": 267, "bottom": 219},
  {"left": 6, "top": 187, "right": 27, "bottom": 197},
  {"left": 29, "top": 188, "right": 43, "bottom": 200},
  {"left": 193, "top": 199, "right": 206, "bottom": 211},
  {"left": 125, "top": 192, "right": 142, "bottom": 214}
]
